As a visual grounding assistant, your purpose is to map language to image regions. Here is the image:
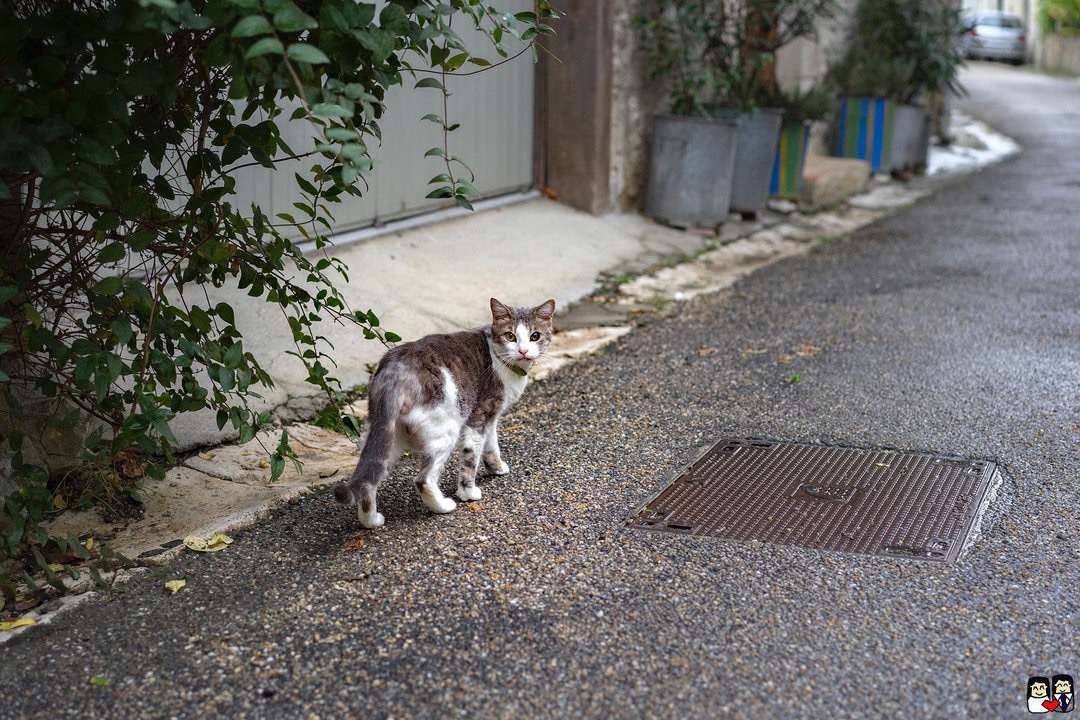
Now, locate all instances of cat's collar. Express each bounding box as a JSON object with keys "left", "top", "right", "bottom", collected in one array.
[{"left": 492, "top": 350, "right": 530, "bottom": 377}]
